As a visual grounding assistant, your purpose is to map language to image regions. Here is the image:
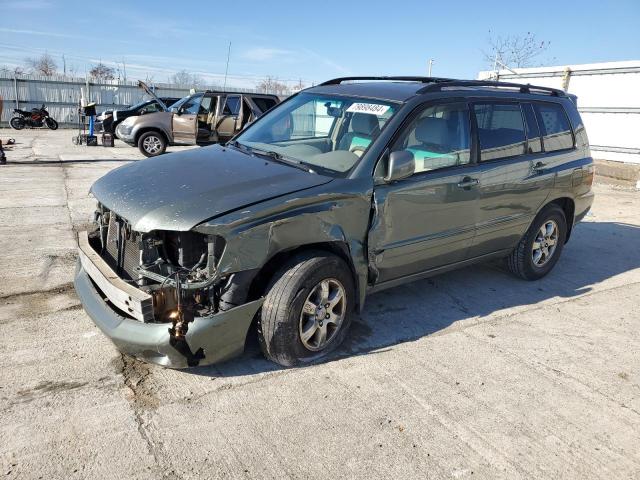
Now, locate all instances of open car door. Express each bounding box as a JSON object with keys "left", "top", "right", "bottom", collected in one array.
[
  {"left": 172, "top": 93, "right": 203, "bottom": 145},
  {"left": 215, "top": 94, "right": 242, "bottom": 142}
]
